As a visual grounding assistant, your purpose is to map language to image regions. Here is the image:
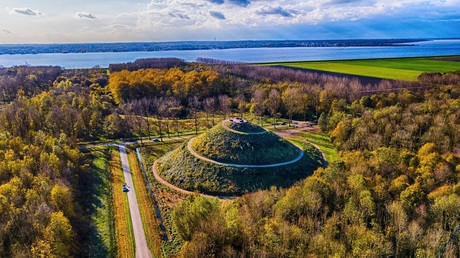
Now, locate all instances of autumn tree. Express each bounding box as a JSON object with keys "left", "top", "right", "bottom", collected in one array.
[{"left": 266, "top": 88, "right": 281, "bottom": 128}]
